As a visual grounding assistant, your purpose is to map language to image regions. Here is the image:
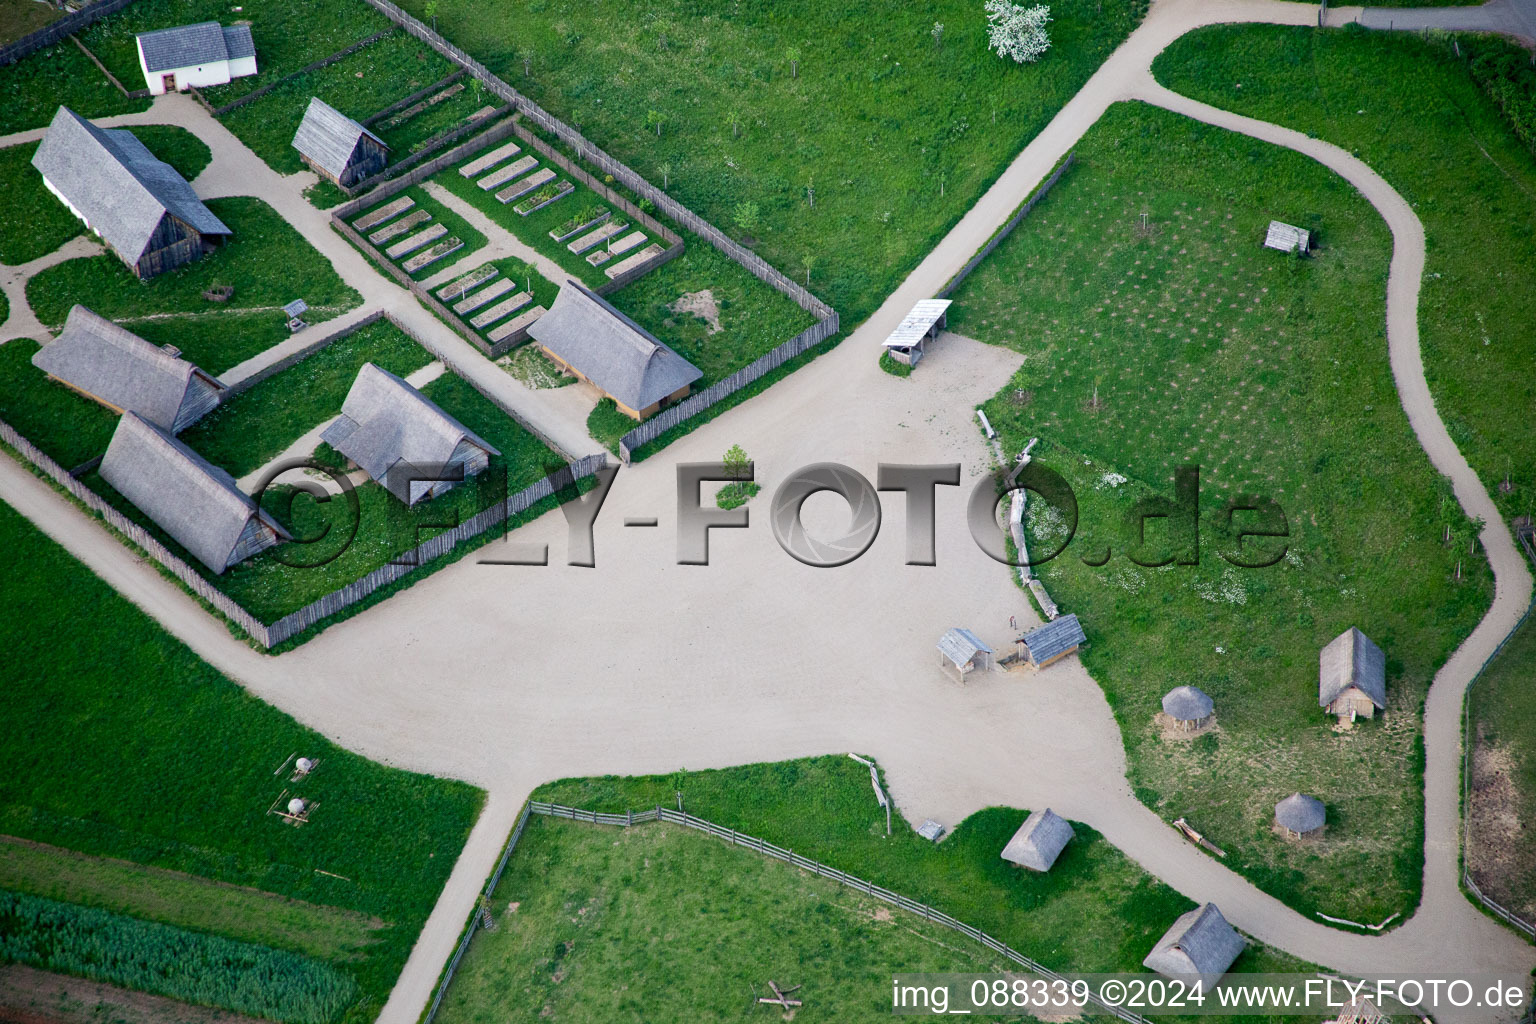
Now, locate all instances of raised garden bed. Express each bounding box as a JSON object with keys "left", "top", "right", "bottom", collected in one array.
[
  {"left": 369, "top": 208, "right": 430, "bottom": 244},
  {"left": 436, "top": 264, "right": 498, "bottom": 300},
  {"left": 604, "top": 230, "right": 647, "bottom": 257},
  {"left": 458, "top": 141, "right": 521, "bottom": 178},
  {"left": 353, "top": 195, "right": 414, "bottom": 231},
  {"left": 568, "top": 218, "right": 627, "bottom": 254},
  {"left": 385, "top": 223, "right": 445, "bottom": 259},
  {"left": 514, "top": 180, "right": 573, "bottom": 216},
  {"left": 486, "top": 304, "right": 546, "bottom": 345},
  {"left": 468, "top": 291, "right": 531, "bottom": 329},
  {"left": 401, "top": 237, "right": 463, "bottom": 273},
  {"left": 452, "top": 278, "right": 514, "bottom": 315},
  {"left": 549, "top": 206, "right": 609, "bottom": 243},
  {"left": 605, "top": 242, "right": 665, "bottom": 279},
  {"left": 494, "top": 167, "right": 553, "bottom": 205},
  {"left": 477, "top": 155, "right": 537, "bottom": 191}
]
